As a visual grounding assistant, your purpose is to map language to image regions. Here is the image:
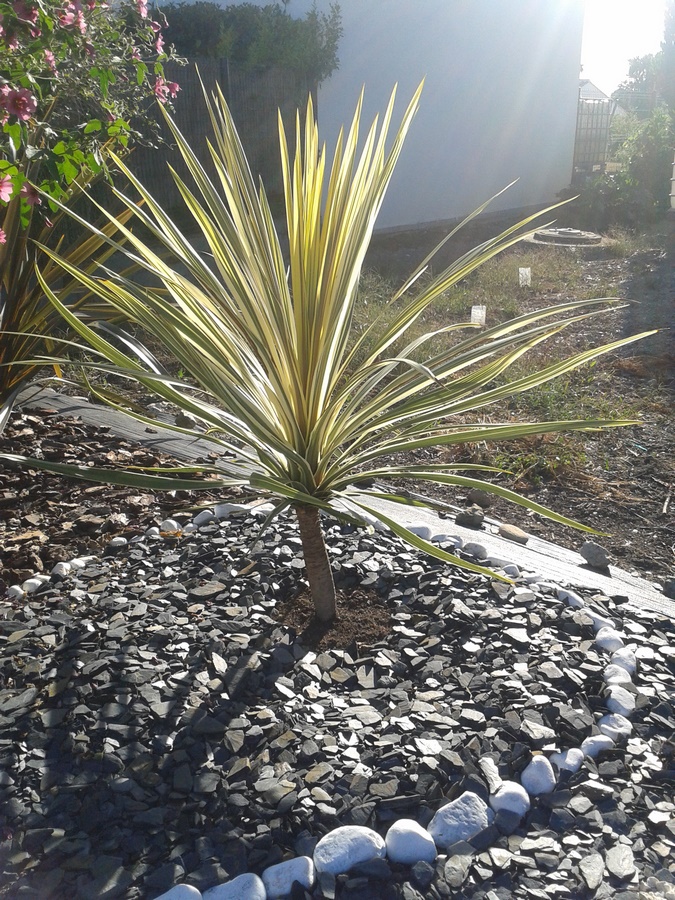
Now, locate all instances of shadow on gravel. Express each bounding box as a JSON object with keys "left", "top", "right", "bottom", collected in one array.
[{"left": 0, "top": 582, "right": 314, "bottom": 899}]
